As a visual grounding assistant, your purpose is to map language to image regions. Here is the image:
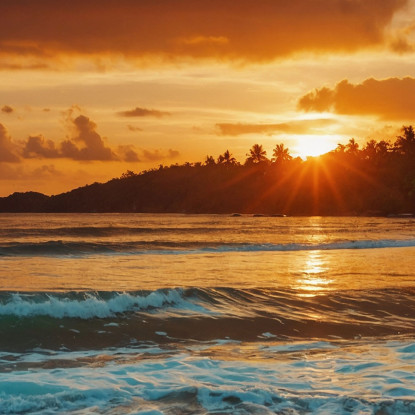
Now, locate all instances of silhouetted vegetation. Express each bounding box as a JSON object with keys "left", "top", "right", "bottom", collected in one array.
[{"left": 2, "top": 126, "right": 415, "bottom": 215}]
